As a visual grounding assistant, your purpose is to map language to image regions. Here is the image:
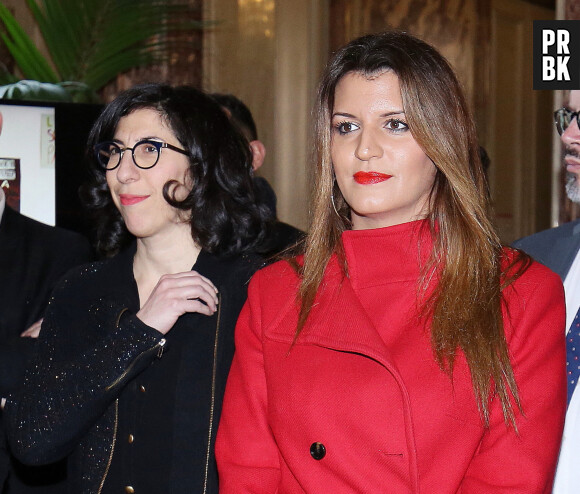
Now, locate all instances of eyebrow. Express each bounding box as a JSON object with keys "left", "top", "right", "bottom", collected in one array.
[
  {"left": 332, "top": 110, "right": 405, "bottom": 119},
  {"left": 111, "top": 135, "right": 163, "bottom": 145}
]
